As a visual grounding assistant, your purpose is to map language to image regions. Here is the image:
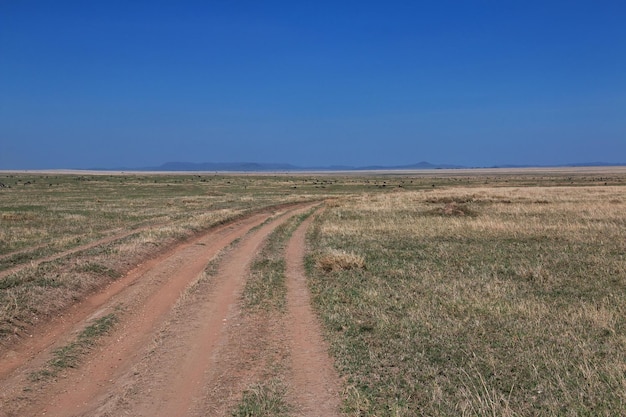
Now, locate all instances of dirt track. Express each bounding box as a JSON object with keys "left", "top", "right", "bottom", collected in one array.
[{"left": 0, "top": 204, "right": 341, "bottom": 417}]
